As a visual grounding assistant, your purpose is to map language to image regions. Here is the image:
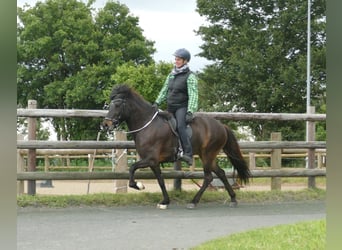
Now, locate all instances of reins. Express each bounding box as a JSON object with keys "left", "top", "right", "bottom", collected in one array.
[{"left": 123, "top": 110, "right": 159, "bottom": 134}]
